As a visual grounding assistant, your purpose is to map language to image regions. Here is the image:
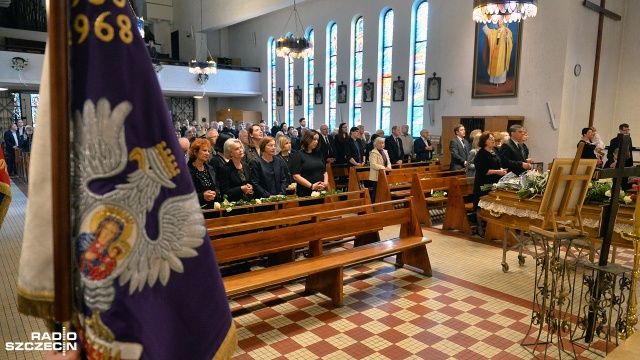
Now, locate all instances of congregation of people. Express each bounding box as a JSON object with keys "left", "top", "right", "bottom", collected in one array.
[{"left": 175, "top": 116, "right": 444, "bottom": 211}]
